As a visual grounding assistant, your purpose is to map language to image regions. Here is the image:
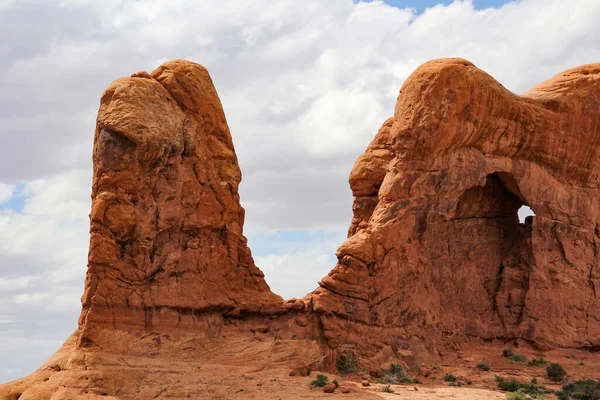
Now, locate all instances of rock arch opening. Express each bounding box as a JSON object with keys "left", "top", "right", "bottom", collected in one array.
[
  {"left": 452, "top": 172, "right": 535, "bottom": 332},
  {"left": 518, "top": 205, "right": 535, "bottom": 224},
  {"left": 455, "top": 172, "right": 529, "bottom": 223}
]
